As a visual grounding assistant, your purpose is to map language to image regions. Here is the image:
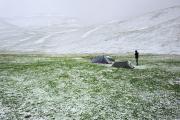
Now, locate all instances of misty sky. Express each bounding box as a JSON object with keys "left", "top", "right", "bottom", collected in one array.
[{"left": 0, "top": 0, "right": 180, "bottom": 24}]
